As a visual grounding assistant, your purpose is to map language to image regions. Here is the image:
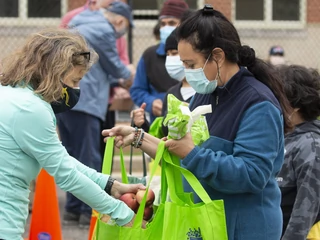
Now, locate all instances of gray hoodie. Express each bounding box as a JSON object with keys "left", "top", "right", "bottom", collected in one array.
[{"left": 278, "top": 120, "right": 320, "bottom": 240}]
